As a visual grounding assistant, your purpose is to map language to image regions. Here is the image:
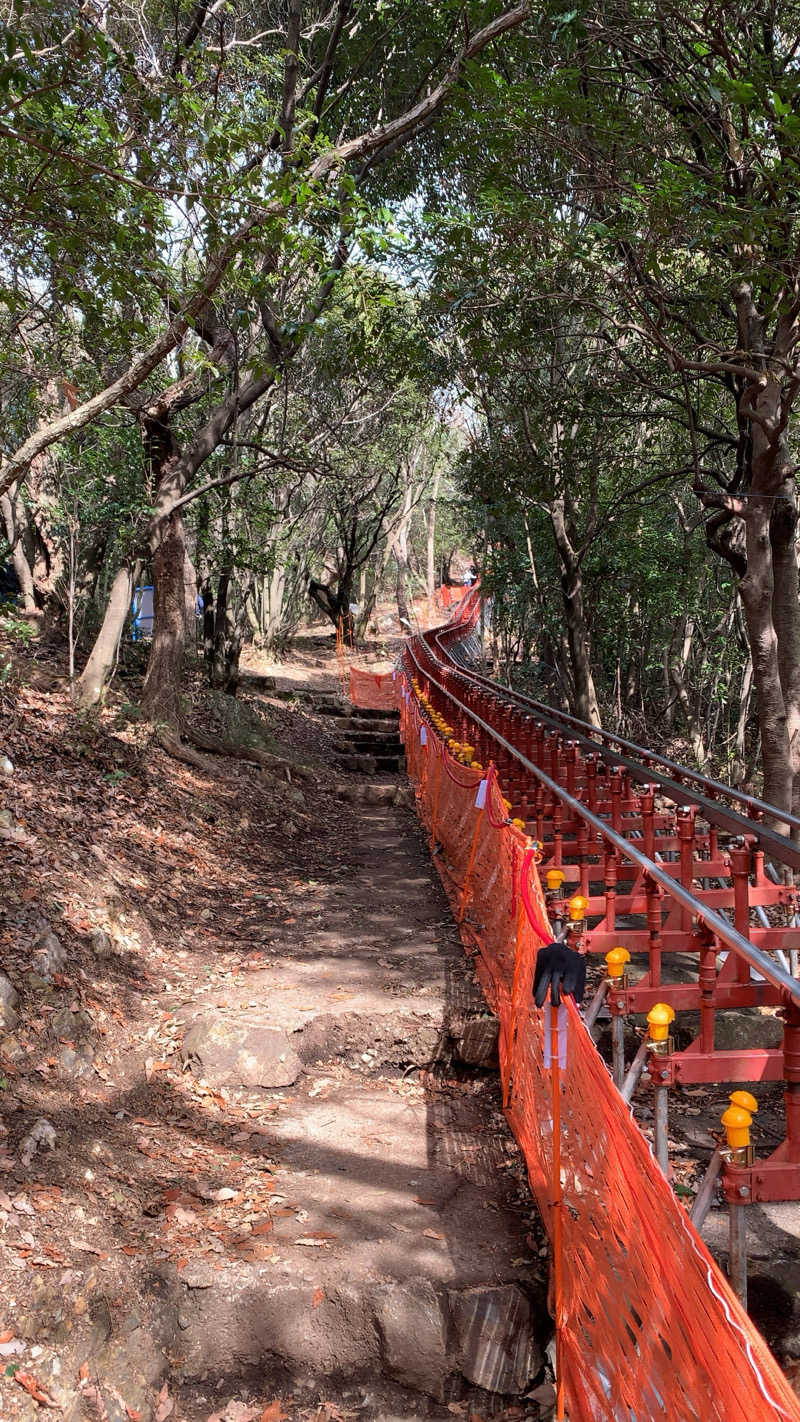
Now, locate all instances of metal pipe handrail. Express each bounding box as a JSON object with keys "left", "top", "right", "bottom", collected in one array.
[
  {"left": 433, "top": 628, "right": 800, "bottom": 834},
  {"left": 404, "top": 637, "right": 800, "bottom": 1005},
  {"left": 425, "top": 626, "right": 800, "bottom": 873}
]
